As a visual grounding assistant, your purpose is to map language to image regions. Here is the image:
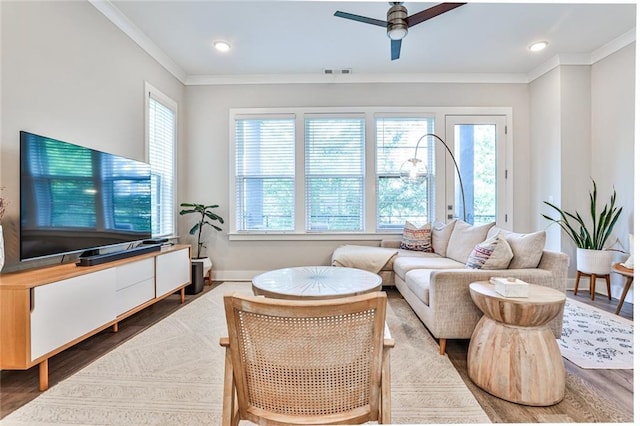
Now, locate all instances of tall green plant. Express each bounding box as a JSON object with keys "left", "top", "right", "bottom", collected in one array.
[
  {"left": 542, "top": 180, "right": 622, "bottom": 250},
  {"left": 179, "top": 203, "right": 224, "bottom": 258}
]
